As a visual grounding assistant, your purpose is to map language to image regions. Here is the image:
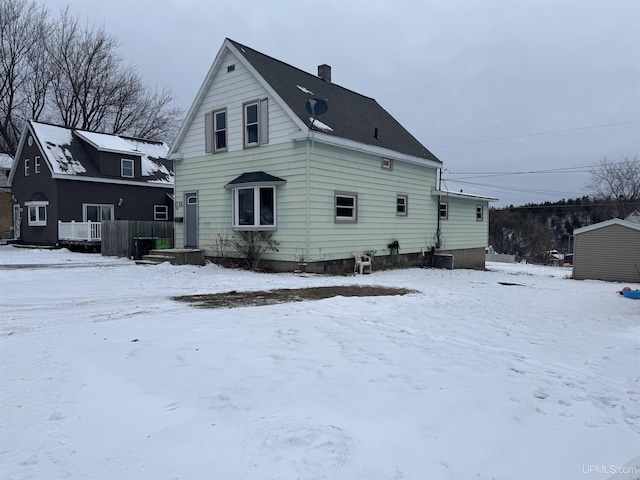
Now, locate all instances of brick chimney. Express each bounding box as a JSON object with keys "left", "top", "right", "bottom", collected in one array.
[{"left": 318, "top": 64, "right": 331, "bottom": 83}]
